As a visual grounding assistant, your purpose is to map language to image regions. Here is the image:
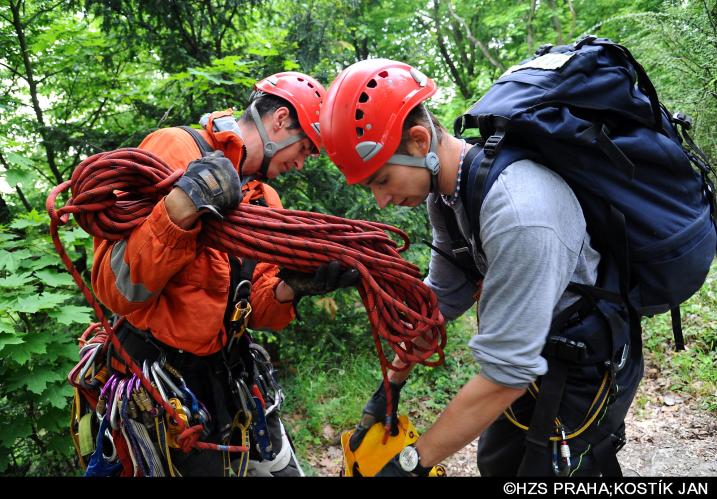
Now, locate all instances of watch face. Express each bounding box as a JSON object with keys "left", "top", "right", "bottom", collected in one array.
[{"left": 399, "top": 446, "right": 419, "bottom": 472}]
